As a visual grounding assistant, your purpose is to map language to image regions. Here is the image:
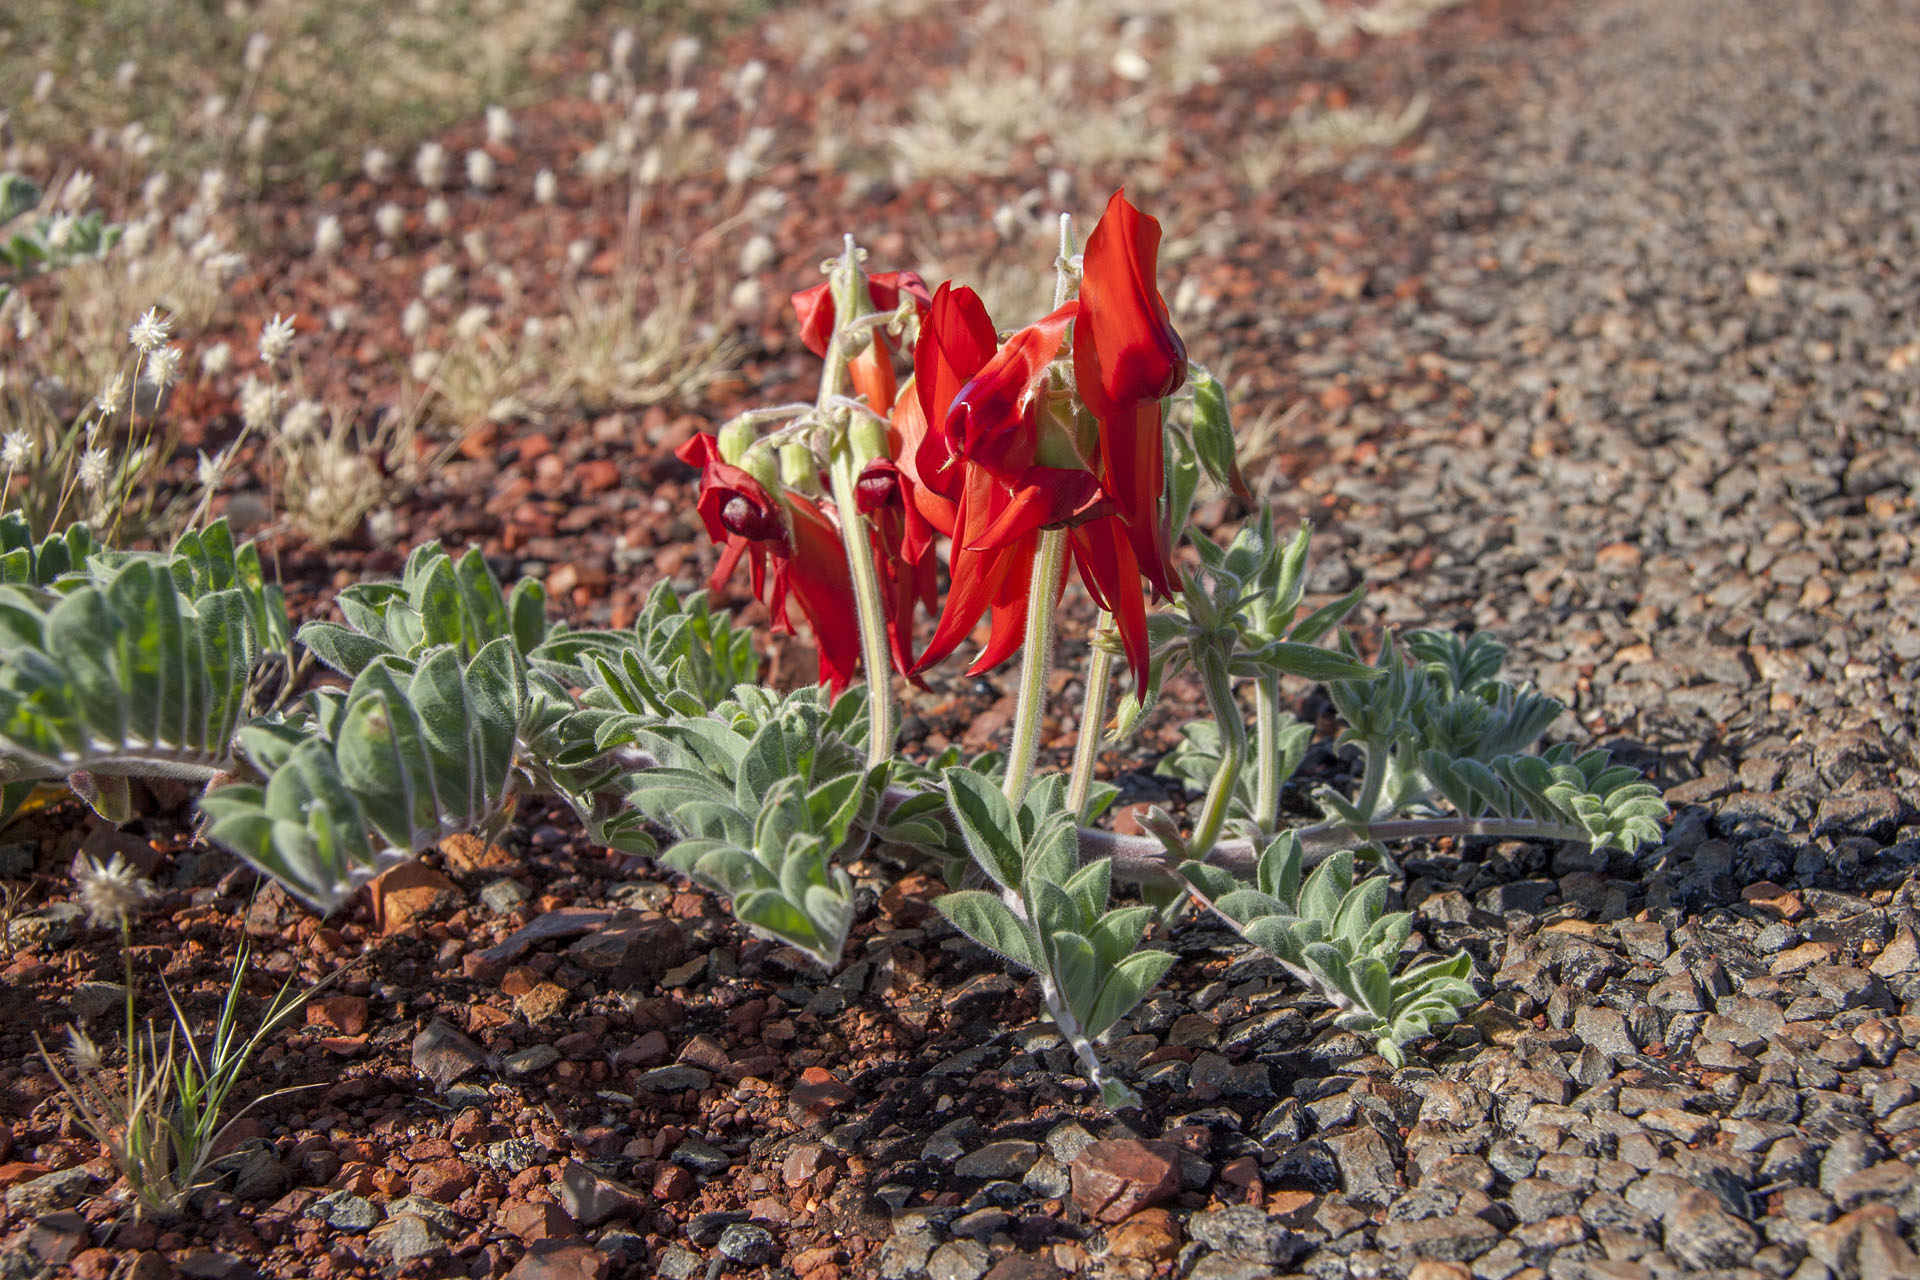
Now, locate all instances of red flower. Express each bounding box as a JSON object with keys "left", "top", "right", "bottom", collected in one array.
[
  {"left": 1073, "top": 190, "right": 1187, "bottom": 597},
  {"left": 675, "top": 434, "right": 863, "bottom": 694},
  {"left": 893, "top": 281, "right": 998, "bottom": 538},
  {"left": 910, "top": 305, "right": 1152, "bottom": 686},
  {"left": 792, "top": 270, "right": 932, "bottom": 414}
]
